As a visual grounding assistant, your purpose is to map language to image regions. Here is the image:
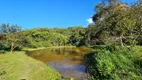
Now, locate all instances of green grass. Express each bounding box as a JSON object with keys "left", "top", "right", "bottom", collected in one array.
[
  {"left": 22, "top": 46, "right": 76, "bottom": 51},
  {"left": 132, "top": 46, "right": 142, "bottom": 57},
  {"left": 0, "top": 52, "right": 61, "bottom": 80}
]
